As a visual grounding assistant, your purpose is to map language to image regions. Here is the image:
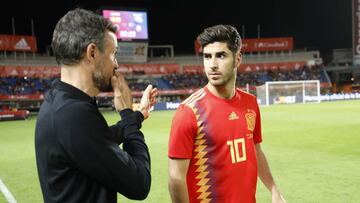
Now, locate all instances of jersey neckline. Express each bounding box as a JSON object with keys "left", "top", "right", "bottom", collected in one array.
[{"left": 204, "top": 86, "right": 241, "bottom": 104}]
